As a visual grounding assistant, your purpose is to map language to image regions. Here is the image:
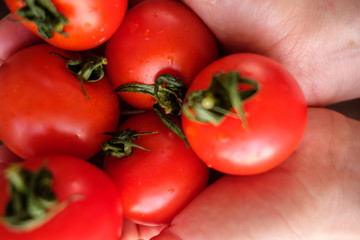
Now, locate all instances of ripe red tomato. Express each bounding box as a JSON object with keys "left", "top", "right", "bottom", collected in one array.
[
  {"left": 4, "top": 0, "right": 127, "bottom": 51},
  {"left": 0, "top": 155, "right": 123, "bottom": 240},
  {"left": 182, "top": 53, "right": 307, "bottom": 175},
  {"left": 102, "top": 111, "right": 209, "bottom": 225},
  {"left": 105, "top": 0, "right": 218, "bottom": 110},
  {"left": 0, "top": 44, "right": 120, "bottom": 160},
  {"left": 0, "top": 144, "right": 23, "bottom": 178}
]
